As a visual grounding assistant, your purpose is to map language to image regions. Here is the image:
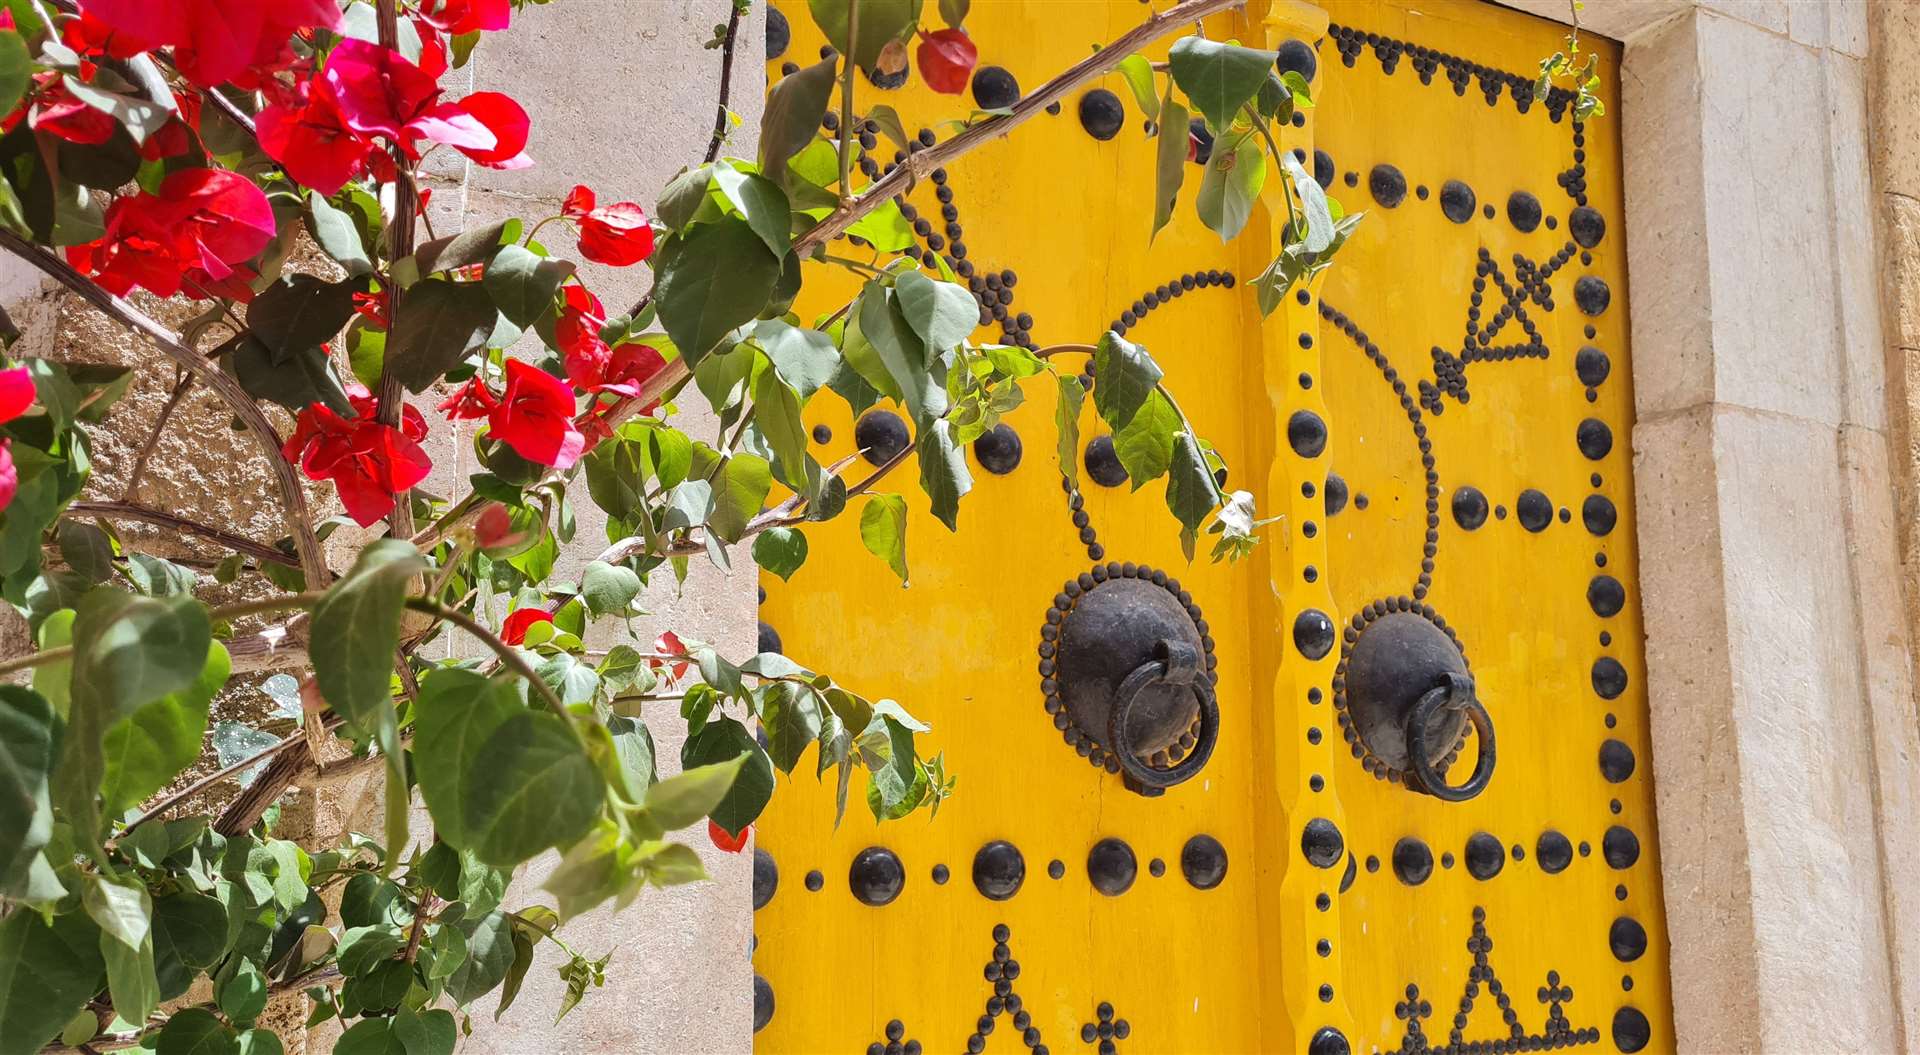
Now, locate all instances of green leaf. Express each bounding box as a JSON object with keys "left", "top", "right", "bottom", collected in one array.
[
  {"left": 99, "top": 640, "right": 226, "bottom": 817},
  {"left": 753, "top": 367, "right": 810, "bottom": 490},
  {"left": 1165, "top": 431, "right": 1216, "bottom": 560},
  {"left": 652, "top": 218, "right": 783, "bottom": 363},
  {"left": 0, "top": 31, "right": 29, "bottom": 121},
  {"left": 916, "top": 418, "right": 971, "bottom": 531},
  {"left": 758, "top": 682, "right": 821, "bottom": 773},
  {"left": 1113, "top": 389, "right": 1179, "bottom": 488},
  {"left": 1281, "top": 151, "right": 1333, "bottom": 252},
  {"left": 237, "top": 1029, "right": 284, "bottom": 1055},
  {"left": 863, "top": 103, "right": 910, "bottom": 152},
  {"left": 712, "top": 163, "right": 792, "bottom": 257},
  {"left": 1092, "top": 331, "right": 1164, "bottom": 431},
  {"left": 307, "top": 191, "right": 373, "bottom": 276},
  {"left": 893, "top": 271, "right": 977, "bottom": 354},
  {"left": 758, "top": 57, "right": 837, "bottom": 183},
  {"left": 1151, "top": 94, "right": 1189, "bottom": 241},
  {"left": 336, "top": 925, "right": 405, "bottom": 976},
  {"left": 656, "top": 165, "right": 713, "bottom": 231},
  {"left": 751, "top": 527, "right": 807, "bottom": 580},
  {"left": 805, "top": 0, "right": 920, "bottom": 70},
  {"left": 753, "top": 319, "right": 839, "bottom": 398},
  {"left": 311, "top": 539, "right": 424, "bottom": 861},
  {"left": 1054, "top": 373, "right": 1085, "bottom": 491},
  {"left": 640, "top": 756, "right": 745, "bottom": 829},
  {"left": 249, "top": 274, "right": 358, "bottom": 359},
  {"left": 62, "top": 75, "right": 171, "bottom": 142},
  {"left": 937, "top": 0, "right": 968, "bottom": 27},
  {"left": 387, "top": 279, "right": 499, "bottom": 393},
  {"left": 482, "top": 243, "right": 573, "bottom": 330},
  {"left": 445, "top": 912, "right": 516, "bottom": 1007},
  {"left": 125, "top": 553, "right": 194, "bottom": 597},
  {"left": 154, "top": 1007, "right": 237, "bottom": 1055},
  {"left": 151, "top": 891, "right": 228, "bottom": 1000},
  {"left": 333, "top": 1016, "right": 402, "bottom": 1055},
  {"left": 681, "top": 718, "right": 773, "bottom": 835},
  {"left": 55, "top": 588, "right": 211, "bottom": 854},
  {"left": 580, "top": 560, "right": 642, "bottom": 619},
  {"left": 394, "top": 1006, "right": 456, "bottom": 1055},
  {"left": 0, "top": 909, "right": 102, "bottom": 1055},
  {"left": 412, "top": 218, "right": 516, "bottom": 277},
  {"left": 1167, "top": 37, "right": 1279, "bottom": 132},
  {"left": 857, "top": 289, "right": 944, "bottom": 425},
  {"left": 86, "top": 873, "right": 157, "bottom": 1024},
  {"left": 1195, "top": 134, "right": 1265, "bottom": 241},
  {"left": 229, "top": 334, "right": 349, "bottom": 414},
  {"left": 0, "top": 686, "right": 55, "bottom": 895},
  {"left": 846, "top": 200, "right": 915, "bottom": 253},
  {"left": 56, "top": 519, "right": 113, "bottom": 582},
  {"left": 709, "top": 453, "right": 773, "bottom": 543},
  {"left": 1116, "top": 54, "right": 1159, "bottom": 121},
  {"left": 217, "top": 958, "right": 268, "bottom": 1025},
  {"left": 413, "top": 669, "right": 604, "bottom": 866},
  {"left": 859, "top": 493, "right": 909, "bottom": 584}
]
